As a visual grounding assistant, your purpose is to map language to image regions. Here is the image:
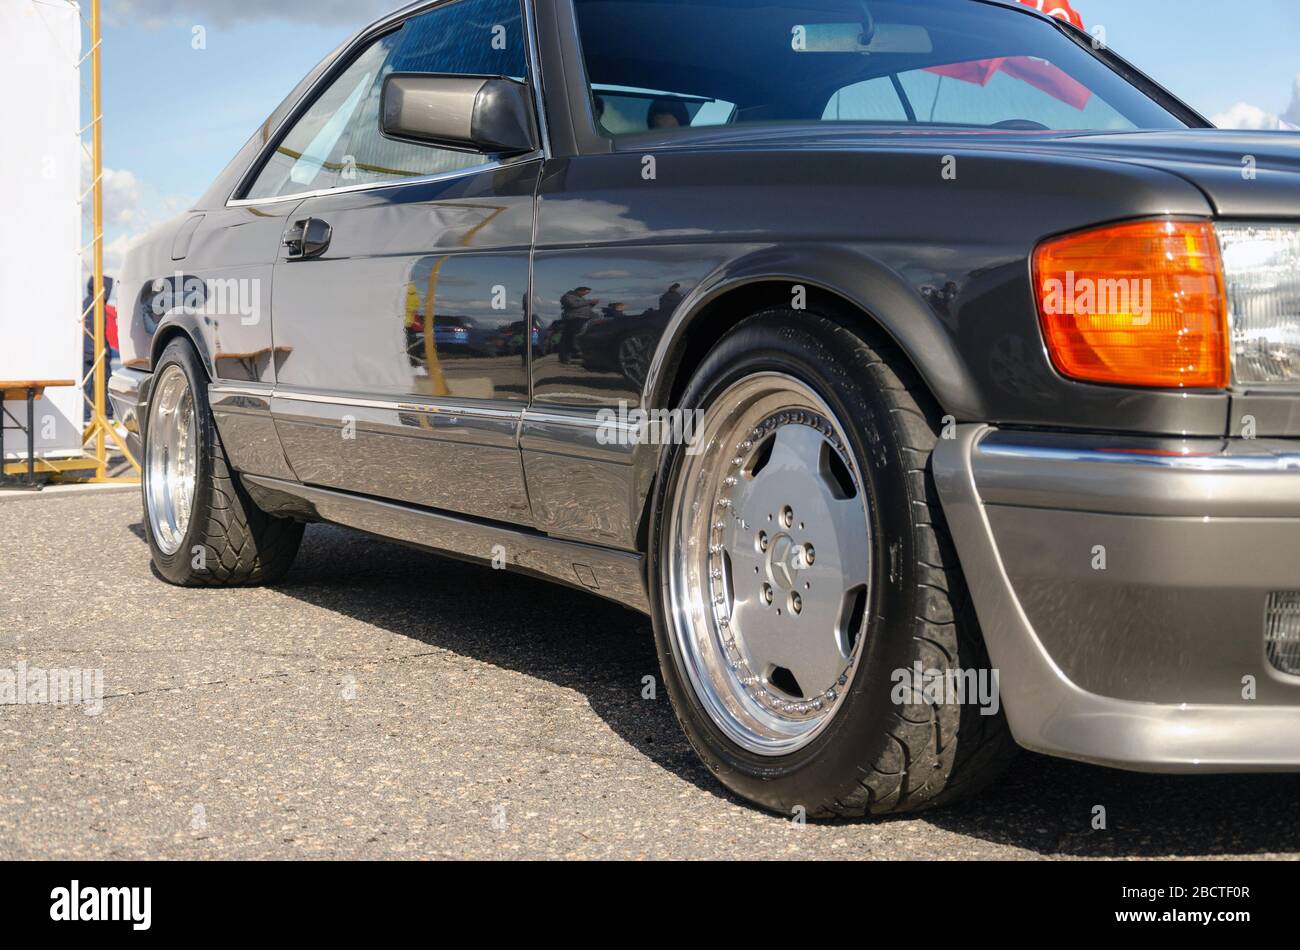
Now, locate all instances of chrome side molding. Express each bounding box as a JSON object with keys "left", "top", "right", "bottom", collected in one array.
[{"left": 242, "top": 474, "right": 650, "bottom": 613}]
